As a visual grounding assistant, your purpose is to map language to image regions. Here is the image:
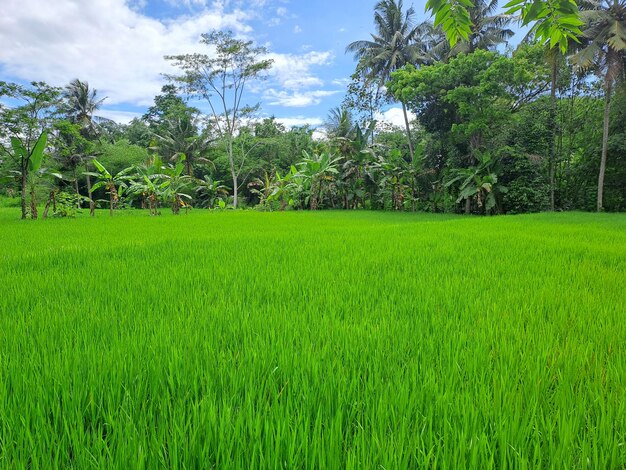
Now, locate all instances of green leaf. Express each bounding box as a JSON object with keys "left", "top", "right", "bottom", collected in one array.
[
  {"left": 10, "top": 137, "right": 27, "bottom": 162},
  {"left": 28, "top": 132, "right": 48, "bottom": 172}
]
